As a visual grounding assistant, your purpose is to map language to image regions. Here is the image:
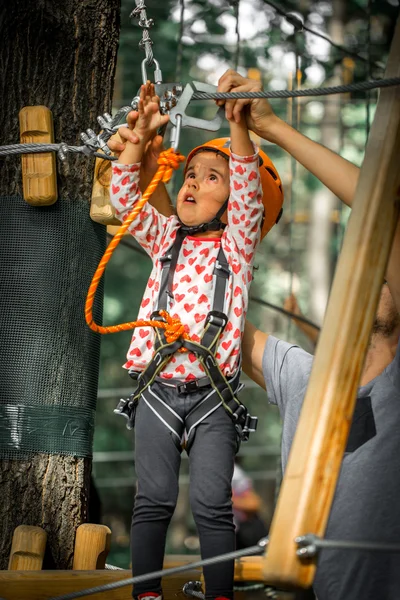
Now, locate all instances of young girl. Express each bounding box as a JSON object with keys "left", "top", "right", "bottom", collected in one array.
[{"left": 110, "top": 82, "right": 283, "bottom": 600}]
